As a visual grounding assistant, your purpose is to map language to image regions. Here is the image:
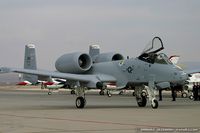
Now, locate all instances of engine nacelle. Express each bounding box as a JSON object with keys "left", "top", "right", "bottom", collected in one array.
[
  {"left": 55, "top": 52, "right": 92, "bottom": 73},
  {"left": 94, "top": 52, "right": 124, "bottom": 63}
]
